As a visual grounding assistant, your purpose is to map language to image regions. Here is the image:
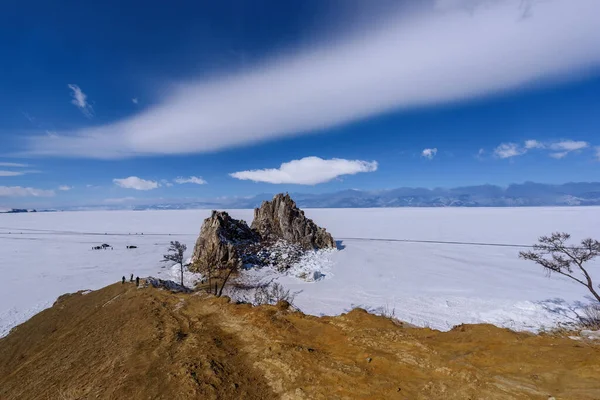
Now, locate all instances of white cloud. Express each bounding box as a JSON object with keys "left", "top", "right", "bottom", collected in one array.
[
  {"left": 67, "top": 84, "right": 94, "bottom": 117},
  {"left": 132, "top": 98, "right": 139, "bottom": 104},
  {"left": 596, "top": 147, "right": 600, "bottom": 161},
  {"left": 0, "top": 171, "right": 25, "bottom": 177},
  {"left": 0, "top": 162, "right": 28, "bottom": 167},
  {"left": 421, "top": 148, "right": 438, "bottom": 160},
  {"left": 0, "top": 169, "right": 41, "bottom": 176},
  {"left": 0, "top": 186, "right": 55, "bottom": 197},
  {"left": 174, "top": 176, "right": 207, "bottom": 185},
  {"left": 230, "top": 156, "right": 378, "bottom": 185},
  {"left": 546, "top": 140, "right": 589, "bottom": 159},
  {"left": 476, "top": 148, "right": 485, "bottom": 159},
  {"left": 104, "top": 197, "right": 136, "bottom": 204},
  {"left": 549, "top": 151, "right": 568, "bottom": 159},
  {"left": 550, "top": 140, "right": 589, "bottom": 152},
  {"left": 495, "top": 139, "right": 591, "bottom": 160},
  {"left": 25, "top": 0, "right": 600, "bottom": 158},
  {"left": 524, "top": 139, "right": 544, "bottom": 149},
  {"left": 58, "top": 185, "right": 72, "bottom": 191},
  {"left": 494, "top": 143, "right": 525, "bottom": 159},
  {"left": 160, "top": 179, "right": 174, "bottom": 187},
  {"left": 113, "top": 176, "right": 159, "bottom": 190}
]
